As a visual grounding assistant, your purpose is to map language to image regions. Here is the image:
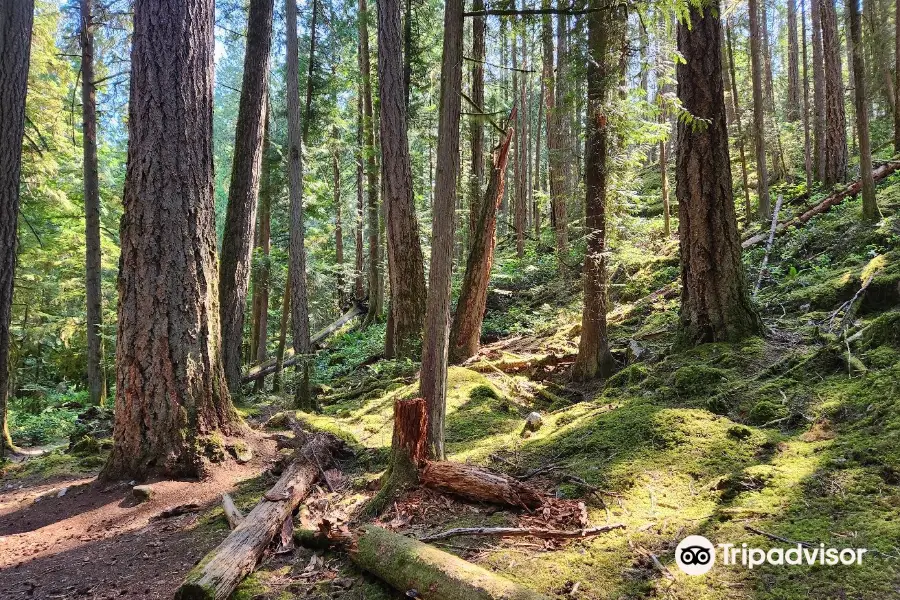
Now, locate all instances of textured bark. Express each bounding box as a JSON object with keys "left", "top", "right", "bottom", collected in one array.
[
  {"left": 725, "top": 23, "right": 753, "bottom": 222},
  {"left": 378, "top": 0, "right": 426, "bottom": 360},
  {"left": 848, "top": 0, "right": 879, "bottom": 221},
  {"left": 449, "top": 127, "right": 514, "bottom": 365},
  {"left": 102, "top": 0, "right": 238, "bottom": 480},
  {"left": 572, "top": 0, "right": 618, "bottom": 382},
  {"left": 360, "top": 0, "right": 383, "bottom": 325},
  {"left": 555, "top": 9, "right": 574, "bottom": 216},
  {"left": 420, "top": 461, "right": 543, "bottom": 509},
  {"left": 469, "top": 0, "right": 485, "bottom": 243},
  {"left": 249, "top": 109, "right": 273, "bottom": 393},
  {"left": 512, "top": 7, "right": 525, "bottom": 258},
  {"left": 801, "top": 0, "right": 814, "bottom": 191},
  {"left": 0, "top": 0, "right": 34, "bottom": 455},
  {"left": 80, "top": 0, "right": 106, "bottom": 406},
  {"left": 333, "top": 128, "right": 346, "bottom": 308},
  {"left": 896, "top": 0, "right": 900, "bottom": 153},
  {"left": 286, "top": 0, "right": 316, "bottom": 409},
  {"left": 219, "top": 0, "right": 274, "bottom": 394},
  {"left": 787, "top": 0, "right": 802, "bottom": 120},
  {"left": 820, "top": 0, "right": 847, "bottom": 186},
  {"left": 419, "top": 0, "right": 462, "bottom": 461},
  {"left": 675, "top": 0, "right": 764, "bottom": 346},
  {"left": 811, "top": 0, "right": 827, "bottom": 178},
  {"left": 748, "top": 0, "right": 772, "bottom": 221},
  {"left": 354, "top": 89, "right": 365, "bottom": 301},
  {"left": 272, "top": 277, "right": 290, "bottom": 392},
  {"left": 543, "top": 4, "right": 565, "bottom": 262}
]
